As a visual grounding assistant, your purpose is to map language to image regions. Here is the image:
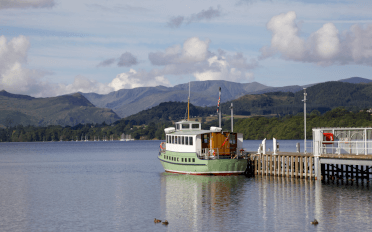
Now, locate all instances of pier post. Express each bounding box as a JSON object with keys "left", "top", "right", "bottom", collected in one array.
[
  {"left": 273, "top": 138, "right": 278, "bottom": 155},
  {"left": 300, "top": 156, "right": 303, "bottom": 179},
  {"left": 281, "top": 156, "right": 284, "bottom": 177},
  {"left": 286, "top": 156, "right": 289, "bottom": 178},
  {"left": 291, "top": 156, "right": 294, "bottom": 178},
  {"left": 295, "top": 156, "right": 299, "bottom": 178},
  {"left": 314, "top": 156, "right": 320, "bottom": 180},
  {"left": 304, "top": 156, "right": 308, "bottom": 179}
]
